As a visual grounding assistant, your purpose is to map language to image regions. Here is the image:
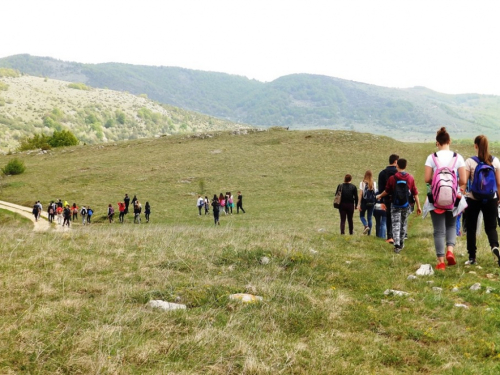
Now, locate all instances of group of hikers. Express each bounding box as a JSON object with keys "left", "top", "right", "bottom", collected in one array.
[
  {"left": 33, "top": 193, "right": 151, "bottom": 226},
  {"left": 197, "top": 191, "right": 246, "bottom": 225},
  {"left": 335, "top": 127, "right": 500, "bottom": 270}
]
